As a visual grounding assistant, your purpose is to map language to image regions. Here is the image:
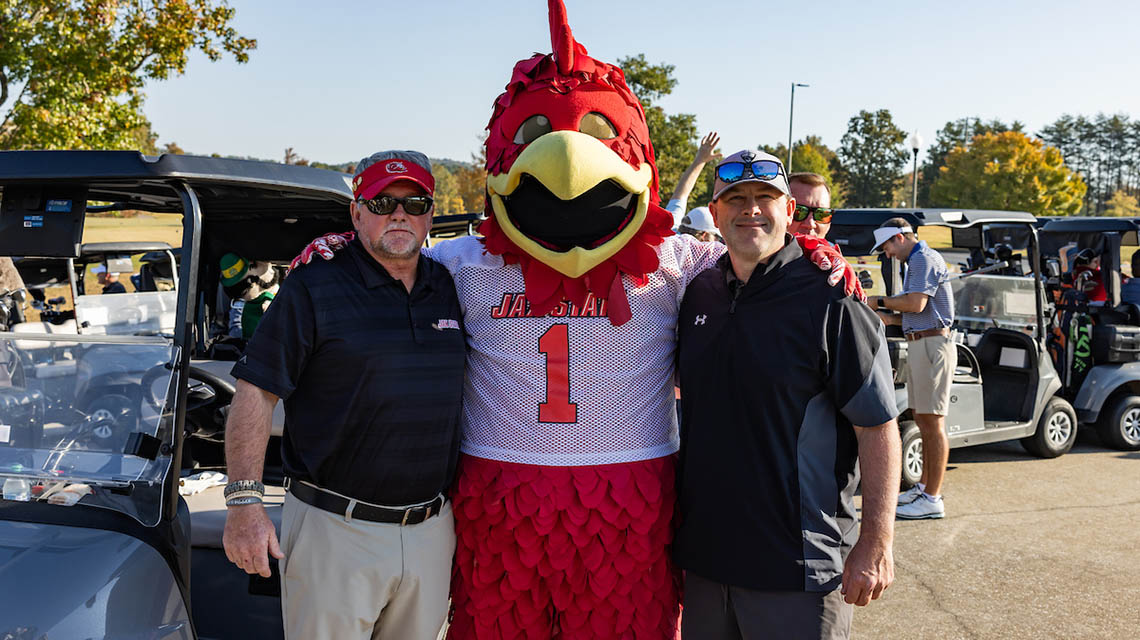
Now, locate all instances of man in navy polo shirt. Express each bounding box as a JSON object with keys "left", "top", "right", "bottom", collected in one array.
[
  {"left": 675, "top": 151, "right": 901, "bottom": 639},
  {"left": 222, "top": 150, "right": 466, "bottom": 640}
]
